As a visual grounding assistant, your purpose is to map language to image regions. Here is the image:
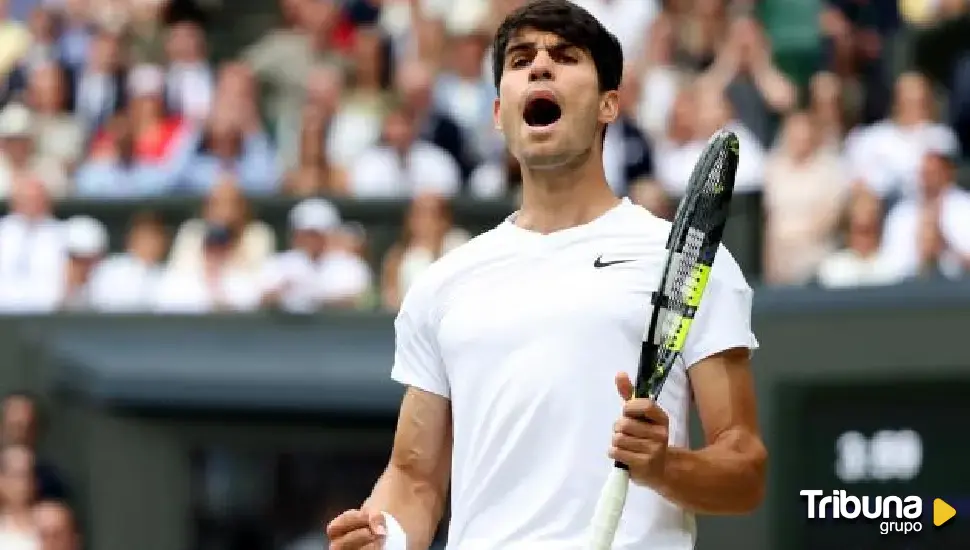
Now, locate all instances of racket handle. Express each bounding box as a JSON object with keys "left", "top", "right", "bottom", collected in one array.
[{"left": 586, "top": 466, "right": 630, "bottom": 550}]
